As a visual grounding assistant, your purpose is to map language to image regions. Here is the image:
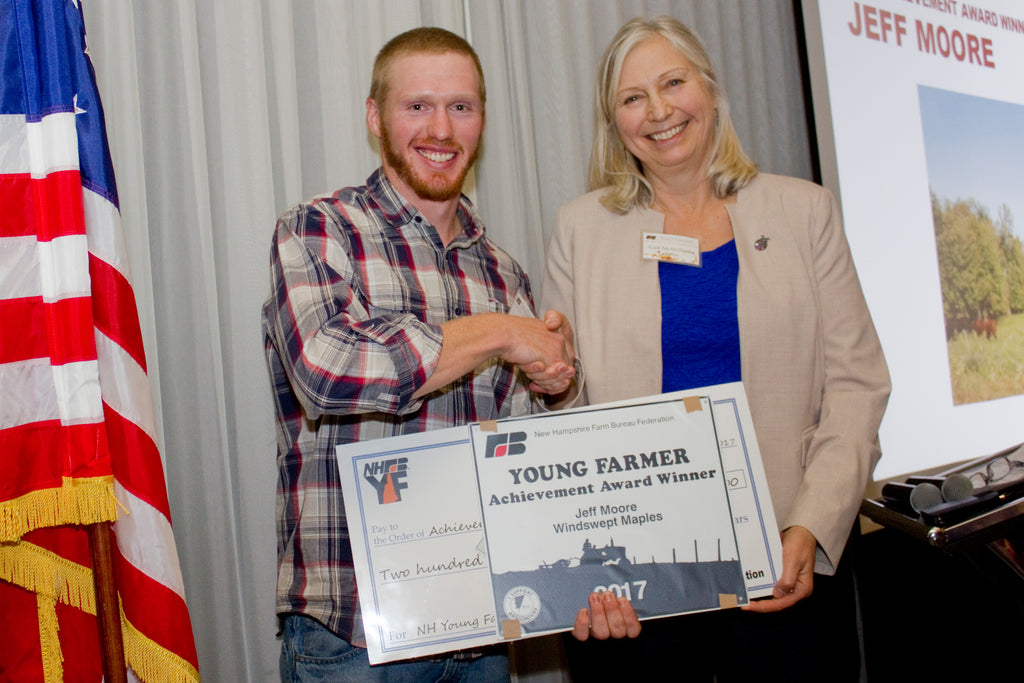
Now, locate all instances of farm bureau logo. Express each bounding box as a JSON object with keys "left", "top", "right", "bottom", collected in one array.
[
  {"left": 363, "top": 457, "right": 408, "bottom": 504},
  {"left": 484, "top": 431, "right": 528, "bottom": 458}
]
